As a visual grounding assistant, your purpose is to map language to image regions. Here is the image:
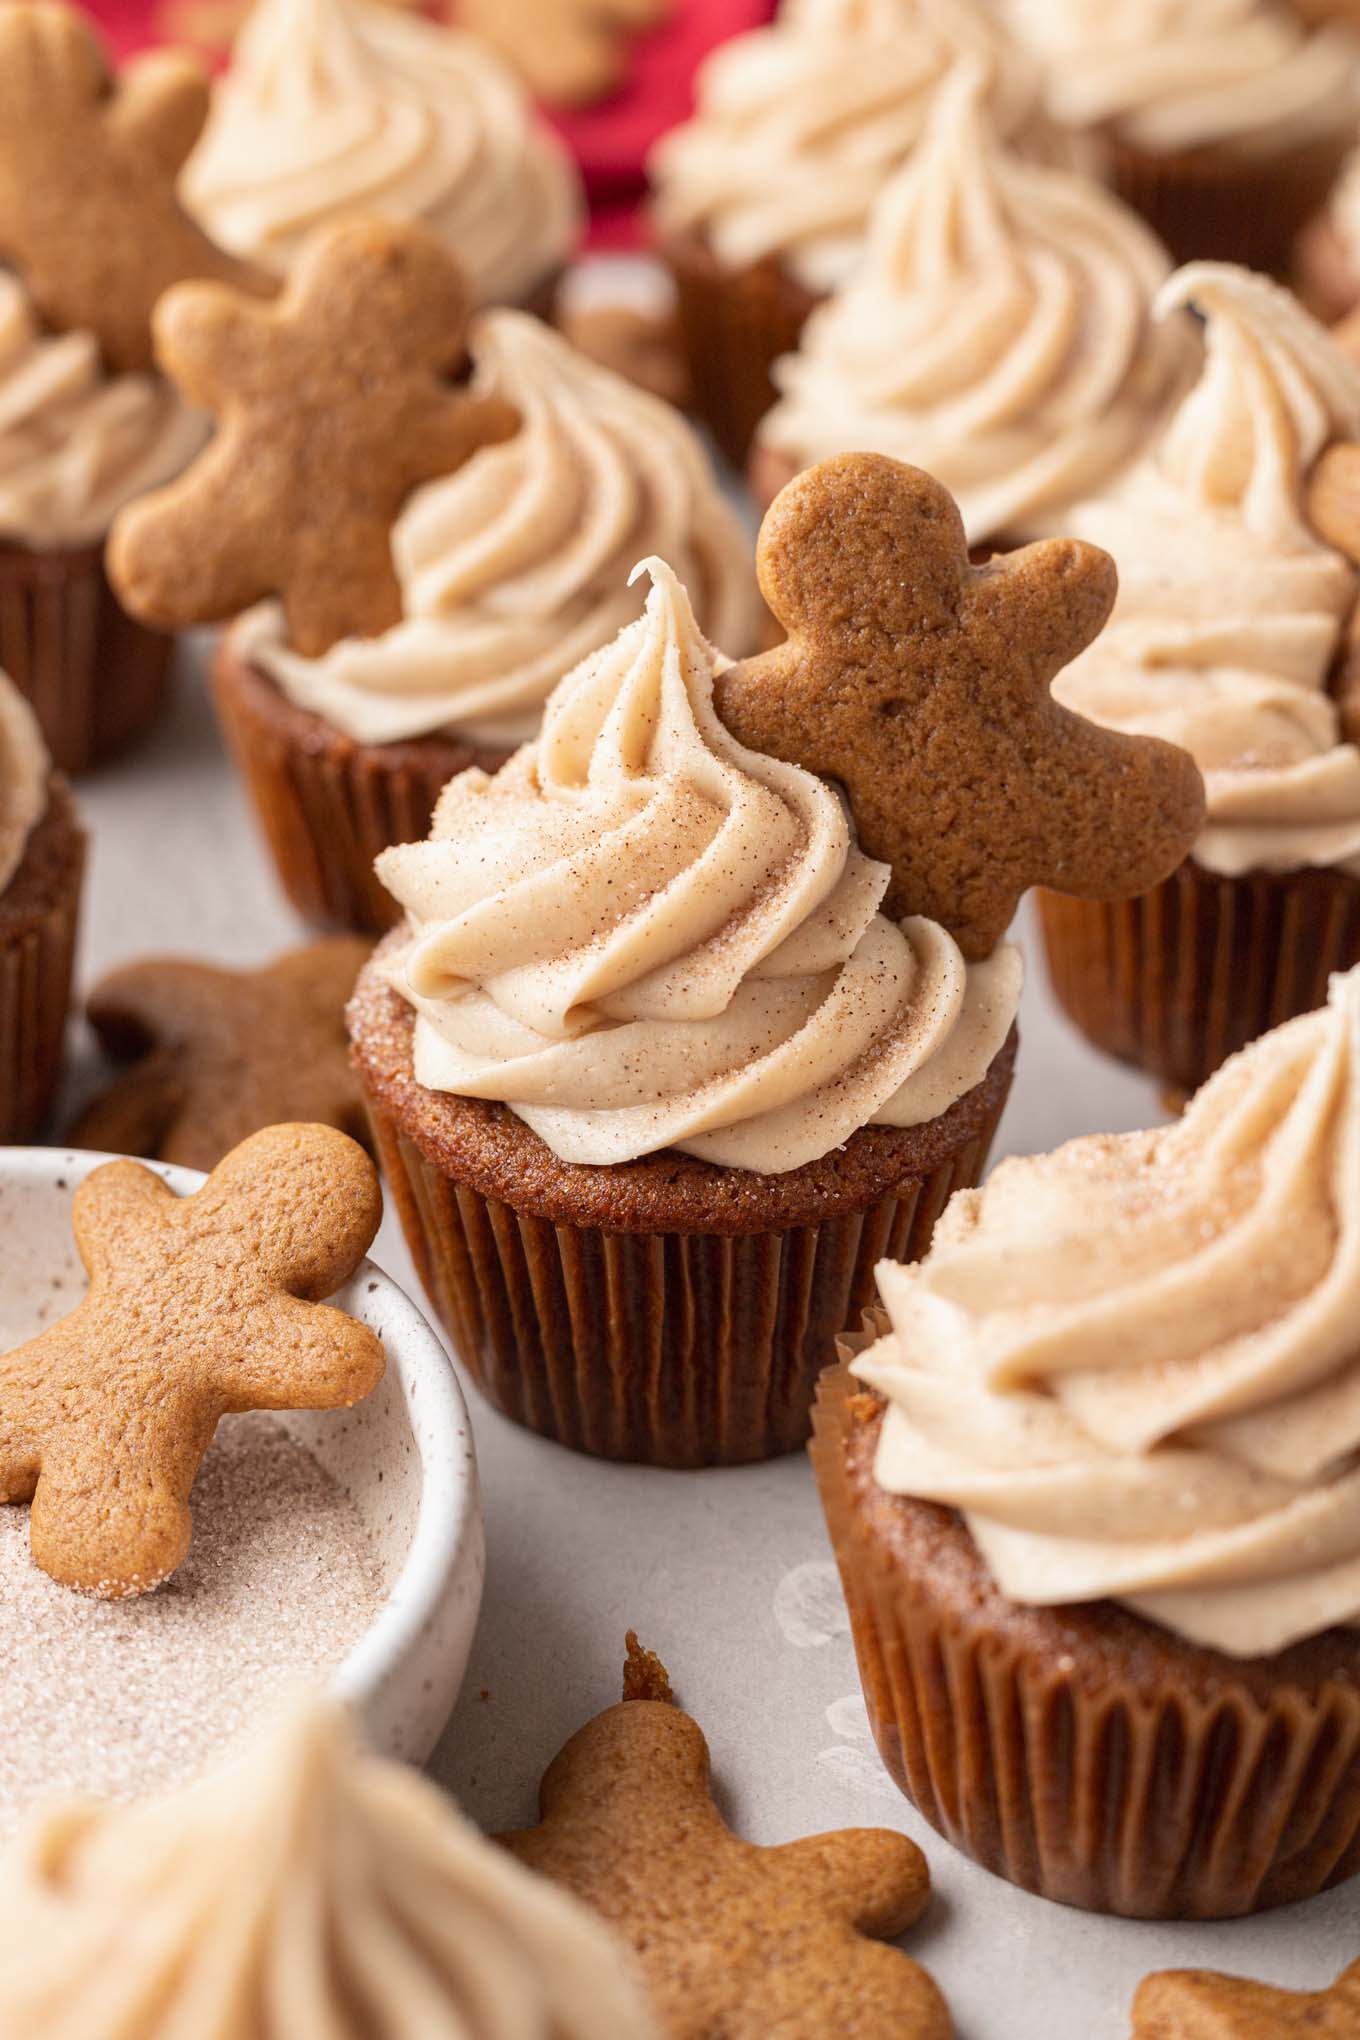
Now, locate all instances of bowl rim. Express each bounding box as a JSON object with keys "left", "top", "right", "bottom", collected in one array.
[{"left": 0, "top": 1143, "right": 482, "bottom": 1719}]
